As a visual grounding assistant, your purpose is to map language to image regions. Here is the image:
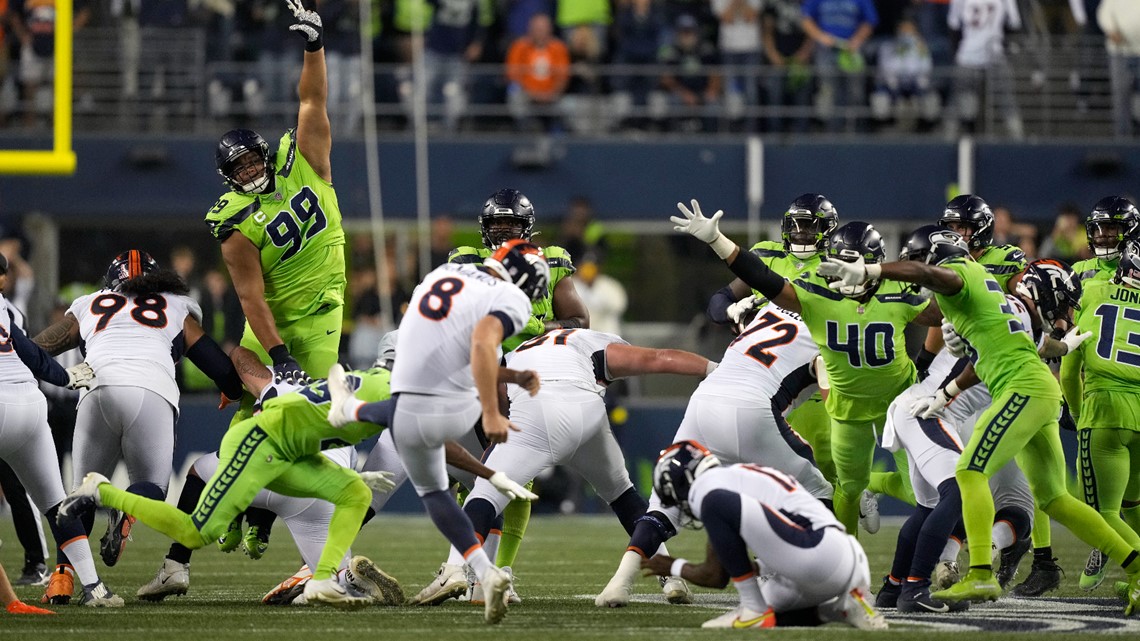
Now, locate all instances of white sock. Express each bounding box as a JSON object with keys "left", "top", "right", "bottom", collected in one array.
[
  {"left": 992, "top": 521, "right": 1016, "bottom": 551},
  {"left": 483, "top": 530, "right": 502, "bottom": 565},
  {"left": 733, "top": 574, "right": 767, "bottom": 613},
  {"left": 348, "top": 398, "right": 366, "bottom": 419},
  {"left": 465, "top": 547, "right": 493, "bottom": 581},
  {"left": 446, "top": 545, "right": 465, "bottom": 567},
  {"left": 940, "top": 537, "right": 962, "bottom": 563},
  {"left": 60, "top": 538, "right": 99, "bottom": 587},
  {"left": 611, "top": 550, "right": 642, "bottom": 586}
]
